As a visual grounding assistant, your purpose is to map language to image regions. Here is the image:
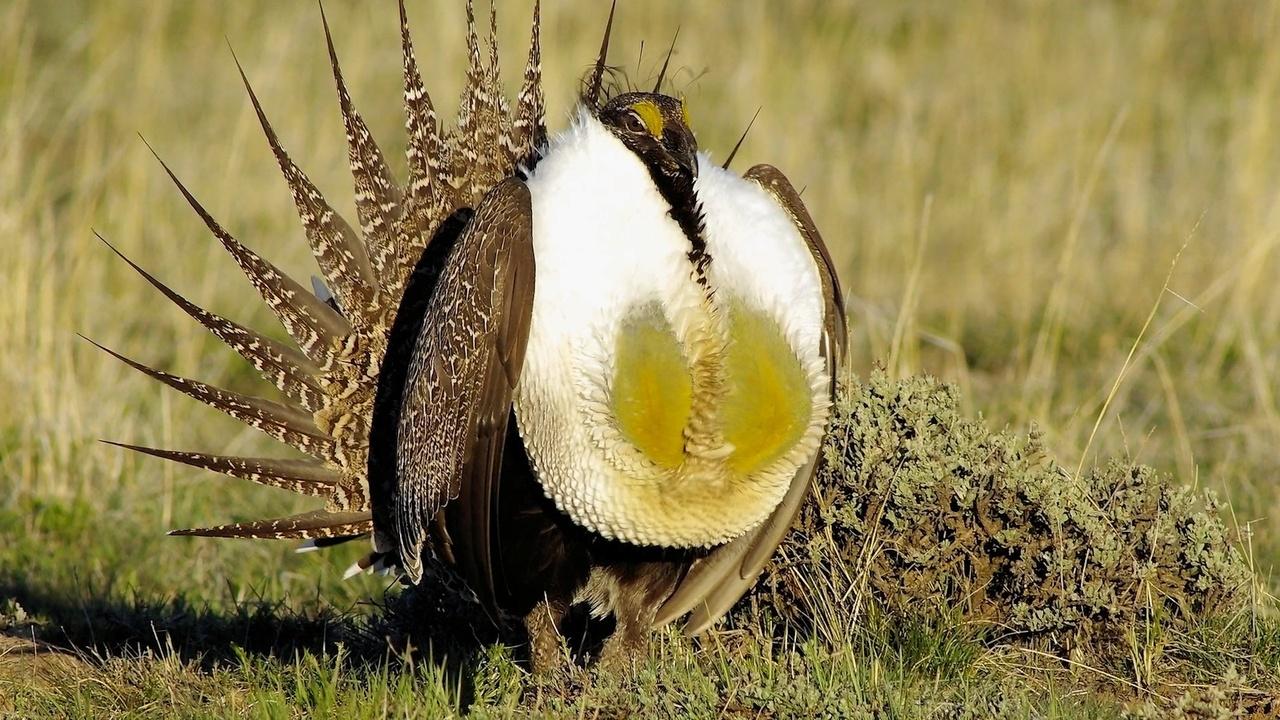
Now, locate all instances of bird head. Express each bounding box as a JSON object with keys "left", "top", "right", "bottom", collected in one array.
[{"left": 597, "top": 92, "right": 698, "bottom": 182}]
